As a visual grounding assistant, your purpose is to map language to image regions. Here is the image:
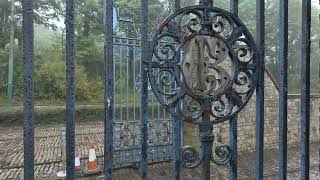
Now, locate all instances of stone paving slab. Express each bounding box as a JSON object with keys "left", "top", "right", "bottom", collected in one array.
[
  {"left": 235, "top": 144, "right": 320, "bottom": 179},
  {"left": 0, "top": 123, "right": 319, "bottom": 179}
]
